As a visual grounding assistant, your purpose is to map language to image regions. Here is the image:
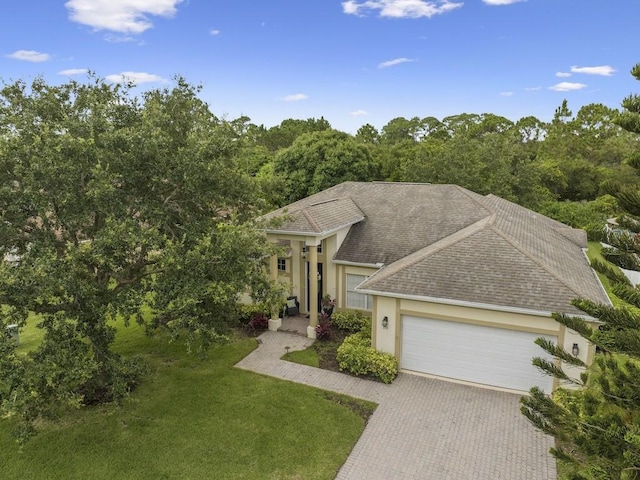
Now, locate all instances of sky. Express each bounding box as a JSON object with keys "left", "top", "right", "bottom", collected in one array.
[{"left": 1, "top": 0, "right": 639, "bottom": 134}]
